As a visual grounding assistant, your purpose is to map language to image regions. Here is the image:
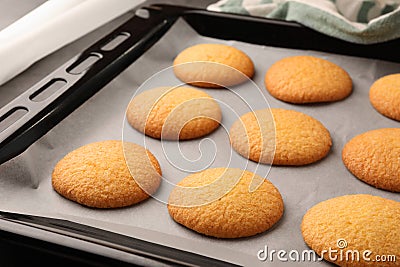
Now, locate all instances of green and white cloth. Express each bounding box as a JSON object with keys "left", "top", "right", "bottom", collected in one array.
[{"left": 207, "top": 0, "right": 400, "bottom": 44}]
